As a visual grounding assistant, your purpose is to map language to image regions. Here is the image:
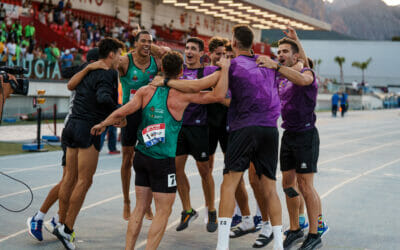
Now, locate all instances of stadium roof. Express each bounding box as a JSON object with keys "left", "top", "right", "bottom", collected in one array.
[{"left": 161, "top": 0, "right": 331, "bottom": 31}]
